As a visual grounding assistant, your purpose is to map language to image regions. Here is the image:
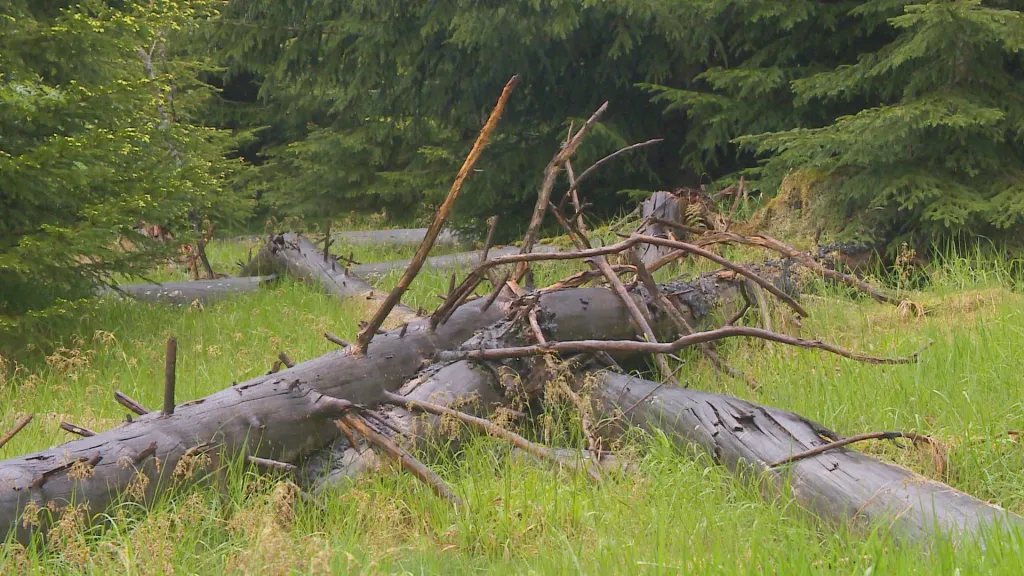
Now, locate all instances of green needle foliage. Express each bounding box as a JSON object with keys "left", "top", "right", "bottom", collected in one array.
[{"left": 0, "top": 0, "right": 253, "bottom": 324}]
